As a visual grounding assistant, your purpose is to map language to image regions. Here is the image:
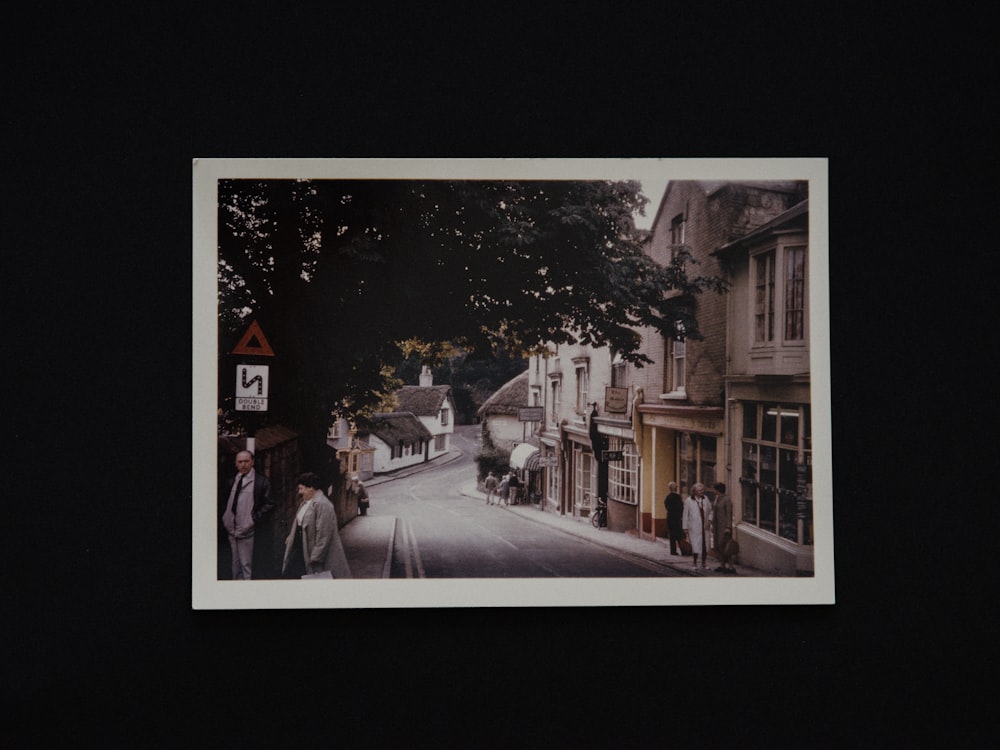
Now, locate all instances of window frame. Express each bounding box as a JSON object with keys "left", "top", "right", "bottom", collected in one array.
[{"left": 751, "top": 240, "right": 809, "bottom": 350}]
